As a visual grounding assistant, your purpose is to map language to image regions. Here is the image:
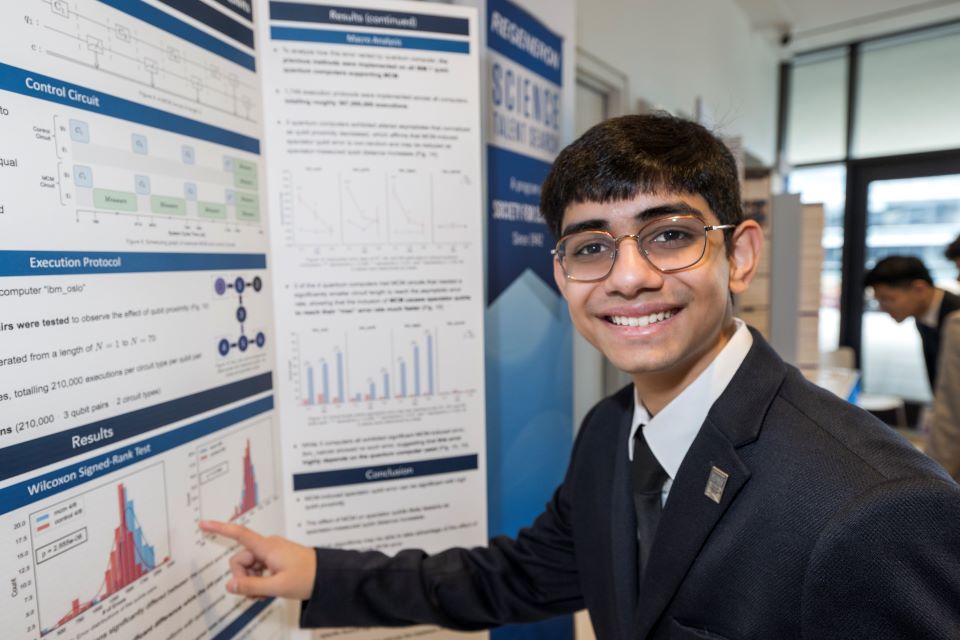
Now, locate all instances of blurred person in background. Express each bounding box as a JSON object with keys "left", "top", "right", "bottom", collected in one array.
[
  {"left": 864, "top": 256, "right": 960, "bottom": 389},
  {"left": 946, "top": 233, "right": 960, "bottom": 282},
  {"left": 865, "top": 256, "right": 960, "bottom": 478}
]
